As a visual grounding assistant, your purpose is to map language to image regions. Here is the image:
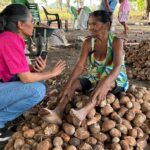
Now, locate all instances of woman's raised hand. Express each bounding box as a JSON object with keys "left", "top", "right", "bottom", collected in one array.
[{"left": 51, "top": 60, "right": 66, "bottom": 76}]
